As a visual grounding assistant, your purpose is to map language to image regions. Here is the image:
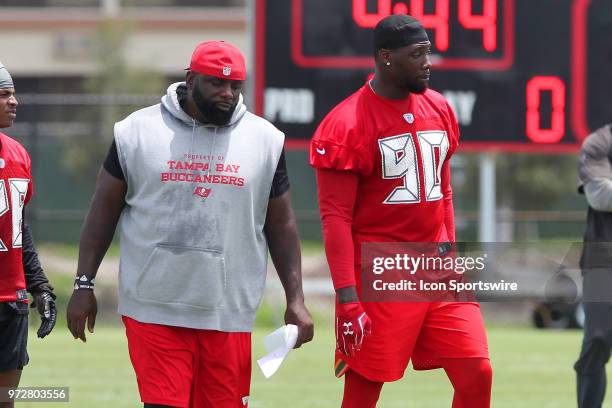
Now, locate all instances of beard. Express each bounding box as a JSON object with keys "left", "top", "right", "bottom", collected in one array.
[
  {"left": 192, "top": 86, "right": 237, "bottom": 126},
  {"left": 393, "top": 79, "right": 429, "bottom": 95},
  {"left": 409, "top": 83, "right": 428, "bottom": 94},
  {"left": 407, "top": 79, "right": 429, "bottom": 94},
  {"left": 395, "top": 73, "right": 429, "bottom": 94}
]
